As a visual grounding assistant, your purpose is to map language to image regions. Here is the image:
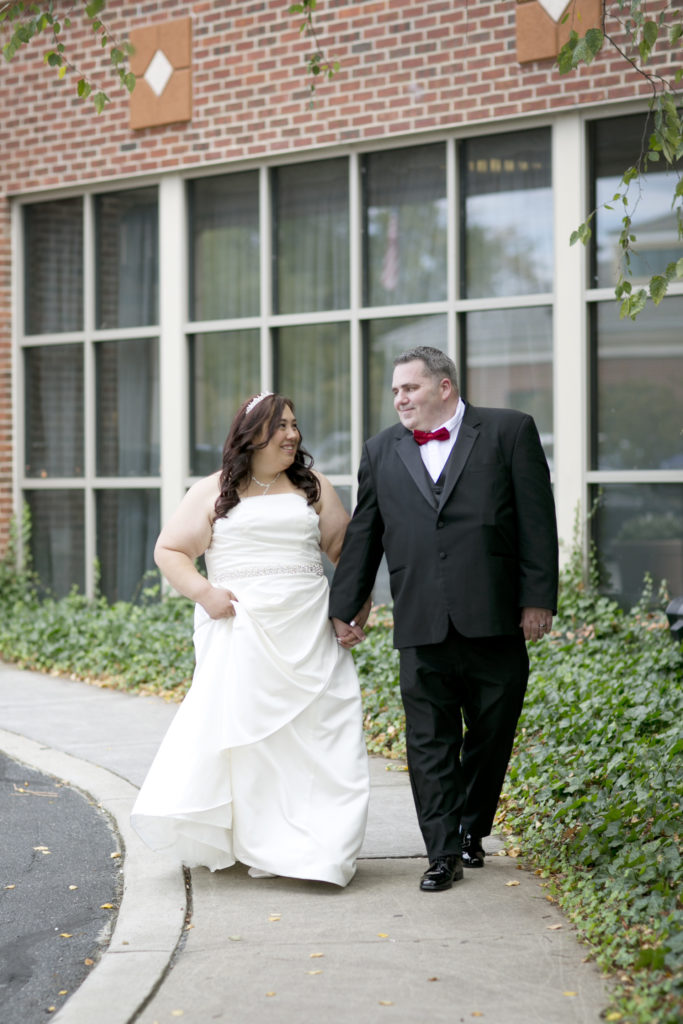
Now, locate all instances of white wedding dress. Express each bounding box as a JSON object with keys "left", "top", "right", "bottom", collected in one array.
[{"left": 131, "top": 493, "right": 369, "bottom": 887}]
